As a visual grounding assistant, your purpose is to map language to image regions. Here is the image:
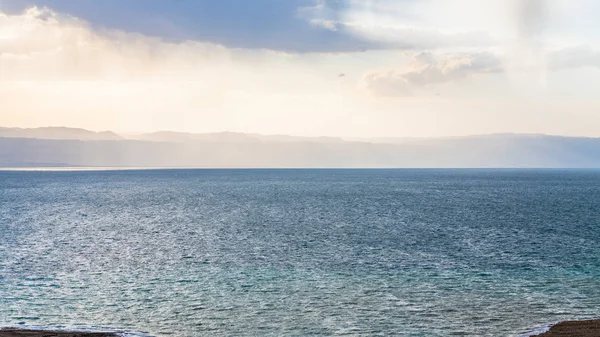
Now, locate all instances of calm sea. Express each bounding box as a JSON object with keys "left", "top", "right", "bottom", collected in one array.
[{"left": 1, "top": 169, "right": 599, "bottom": 336}]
